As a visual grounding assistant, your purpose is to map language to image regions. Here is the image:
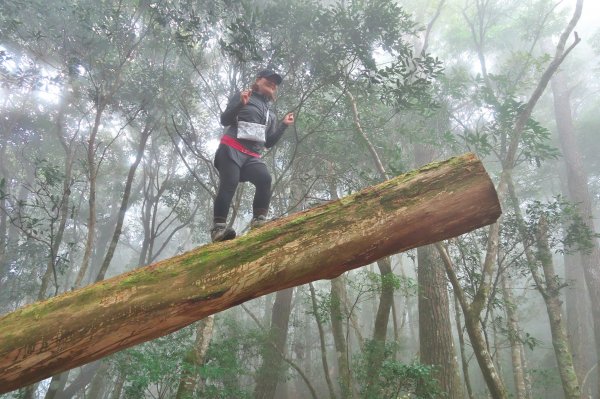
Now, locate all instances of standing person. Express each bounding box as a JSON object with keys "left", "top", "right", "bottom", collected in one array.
[{"left": 211, "top": 69, "right": 295, "bottom": 242}]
